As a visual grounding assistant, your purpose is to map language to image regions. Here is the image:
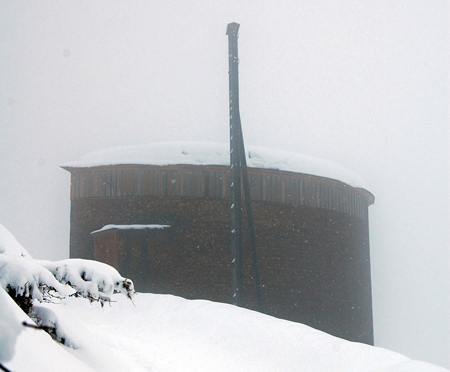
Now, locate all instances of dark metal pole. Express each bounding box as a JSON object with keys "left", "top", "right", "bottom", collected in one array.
[
  {"left": 236, "top": 115, "right": 265, "bottom": 313},
  {"left": 227, "top": 22, "right": 265, "bottom": 312},
  {"left": 227, "top": 22, "right": 243, "bottom": 306}
]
